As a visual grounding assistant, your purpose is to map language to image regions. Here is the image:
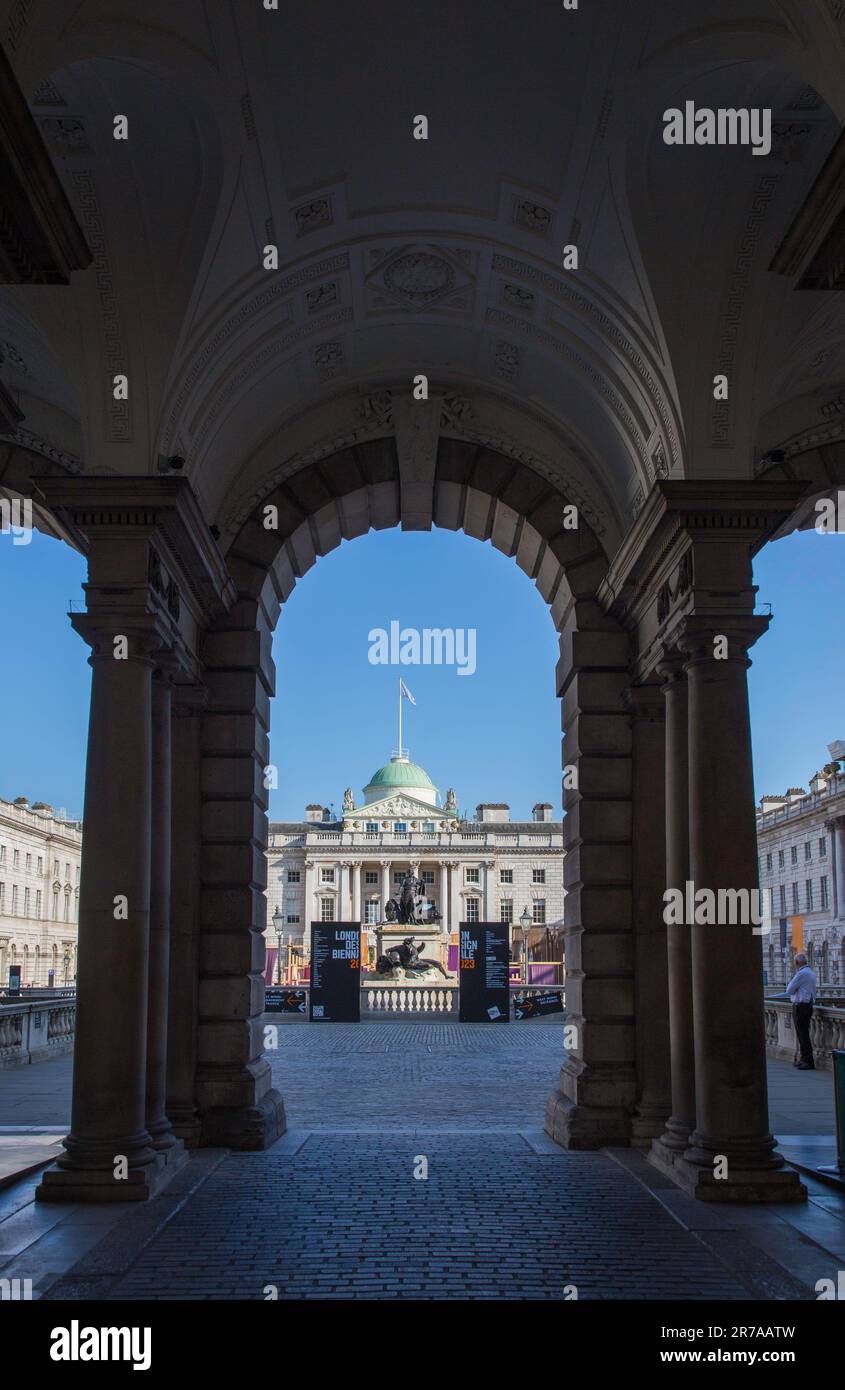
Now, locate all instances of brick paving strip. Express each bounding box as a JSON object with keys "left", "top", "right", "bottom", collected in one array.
[{"left": 28, "top": 1019, "right": 842, "bottom": 1301}]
